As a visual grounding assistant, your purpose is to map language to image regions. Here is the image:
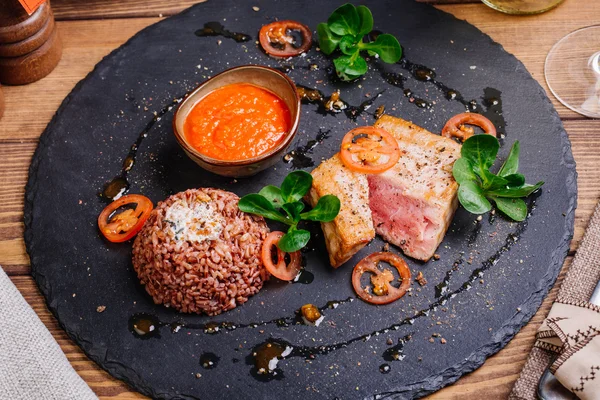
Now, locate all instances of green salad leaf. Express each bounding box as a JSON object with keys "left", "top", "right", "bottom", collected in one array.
[
  {"left": 497, "top": 141, "right": 520, "bottom": 177},
  {"left": 458, "top": 181, "right": 492, "bottom": 214},
  {"left": 282, "top": 201, "right": 305, "bottom": 221},
  {"left": 493, "top": 197, "right": 527, "bottom": 222},
  {"left": 237, "top": 194, "right": 290, "bottom": 224},
  {"left": 278, "top": 228, "right": 311, "bottom": 253},
  {"left": 317, "top": 4, "right": 402, "bottom": 81},
  {"left": 358, "top": 34, "right": 402, "bottom": 63},
  {"left": 258, "top": 185, "right": 284, "bottom": 209},
  {"left": 238, "top": 172, "right": 341, "bottom": 252},
  {"left": 280, "top": 171, "right": 313, "bottom": 203},
  {"left": 334, "top": 55, "right": 368, "bottom": 81},
  {"left": 317, "top": 23, "right": 341, "bottom": 55},
  {"left": 453, "top": 136, "right": 544, "bottom": 221},
  {"left": 452, "top": 157, "right": 478, "bottom": 184},
  {"left": 356, "top": 5, "right": 373, "bottom": 36},
  {"left": 328, "top": 3, "right": 360, "bottom": 36},
  {"left": 300, "top": 195, "right": 341, "bottom": 222}
]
